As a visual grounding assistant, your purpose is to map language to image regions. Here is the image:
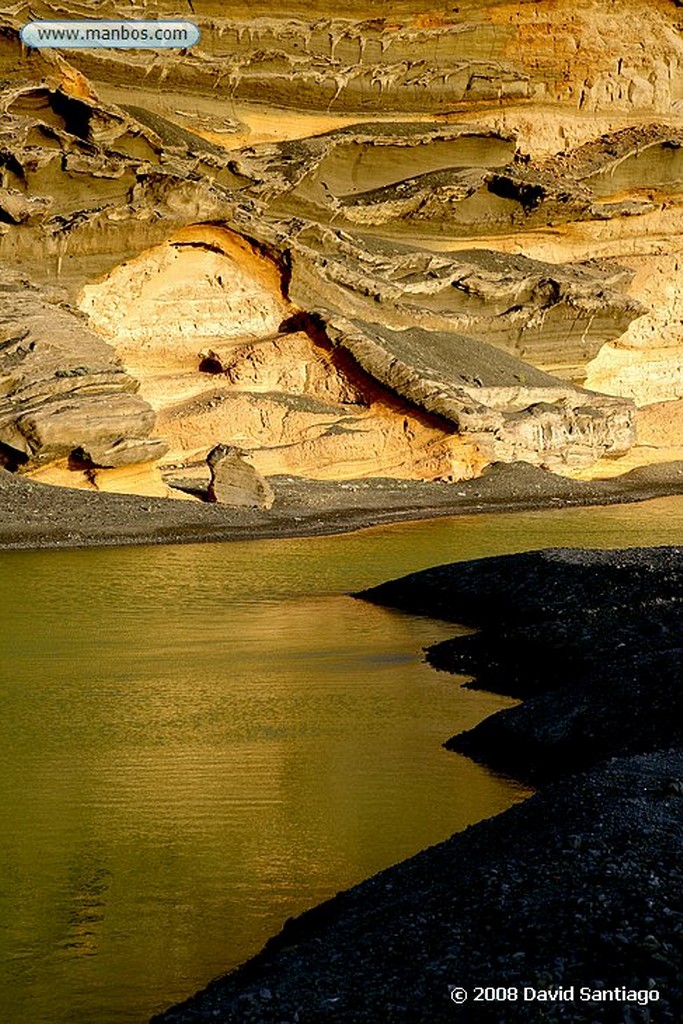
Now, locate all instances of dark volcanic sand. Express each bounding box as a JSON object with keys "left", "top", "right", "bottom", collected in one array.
[
  {"left": 1, "top": 459, "right": 683, "bottom": 550},
  {"left": 153, "top": 546, "right": 683, "bottom": 1023},
  {"left": 153, "top": 750, "right": 683, "bottom": 1024},
  {"left": 362, "top": 546, "right": 683, "bottom": 783}
]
